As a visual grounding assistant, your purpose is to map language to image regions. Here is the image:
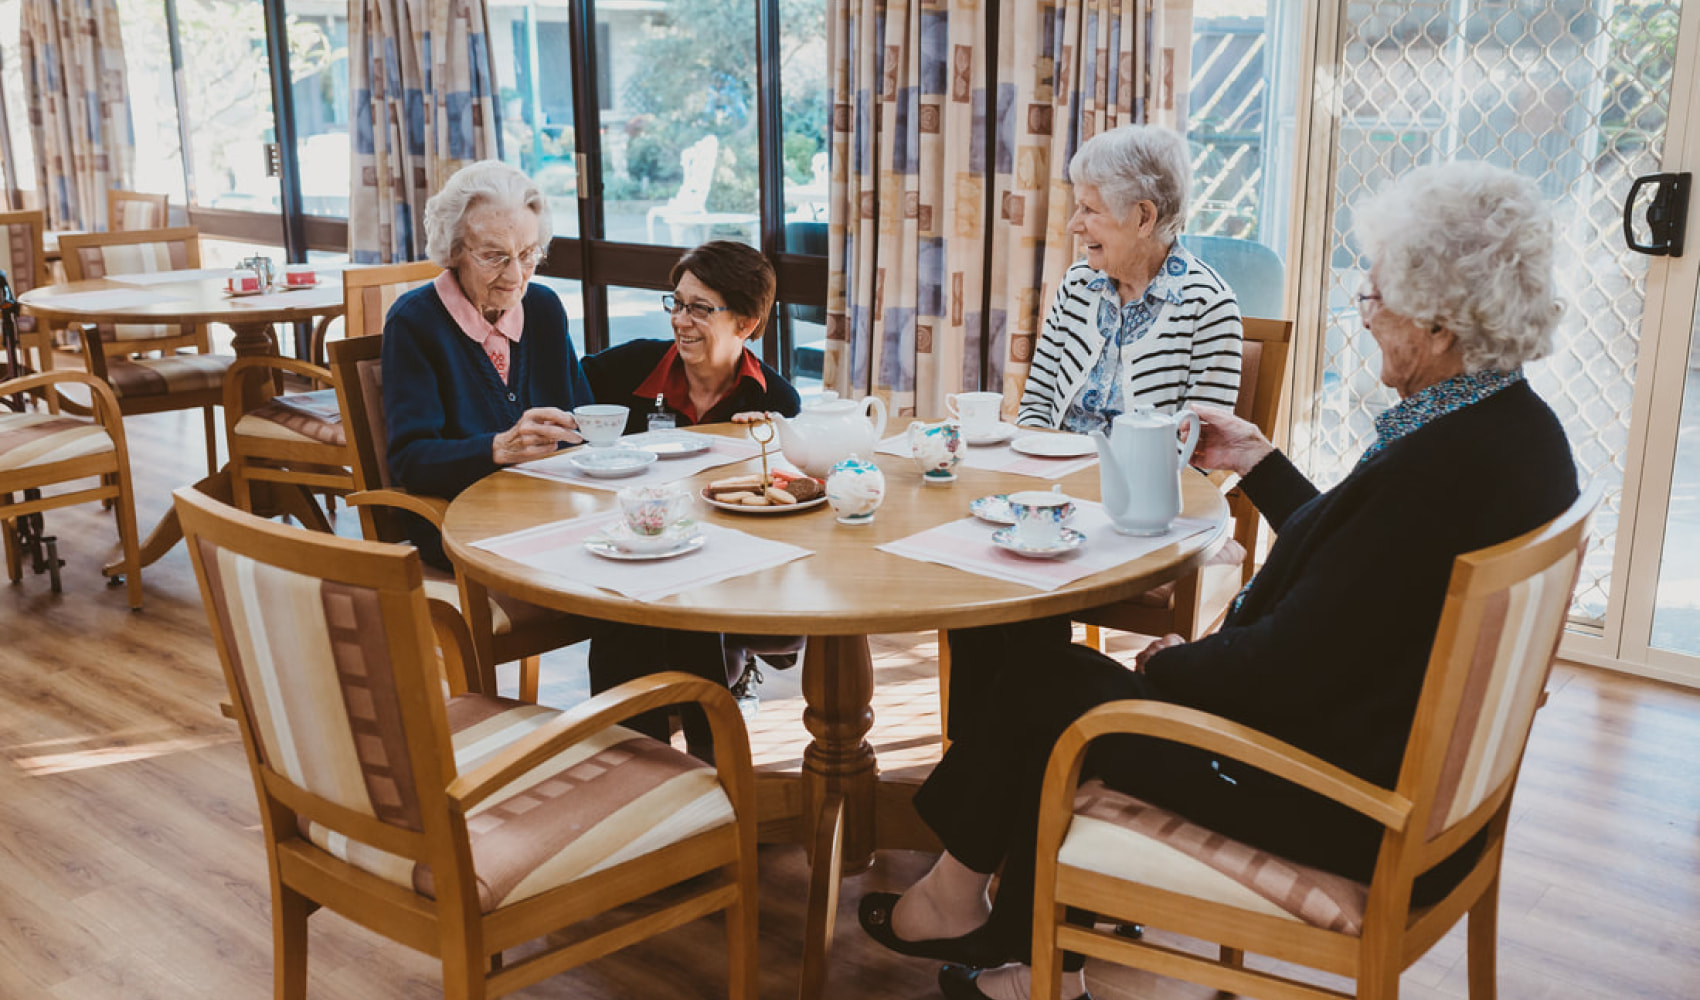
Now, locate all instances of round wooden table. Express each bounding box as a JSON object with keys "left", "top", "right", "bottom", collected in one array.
[
  {"left": 442, "top": 424, "right": 1228, "bottom": 995},
  {"left": 19, "top": 274, "right": 347, "bottom": 573}
]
